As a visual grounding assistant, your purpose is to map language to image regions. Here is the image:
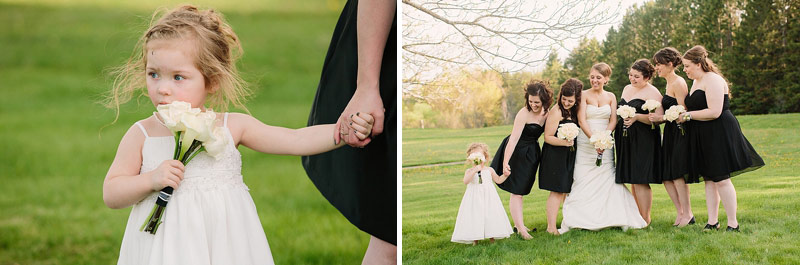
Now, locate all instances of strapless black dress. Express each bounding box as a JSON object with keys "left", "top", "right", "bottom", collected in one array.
[
  {"left": 661, "top": 95, "right": 690, "bottom": 181},
  {"left": 491, "top": 123, "right": 544, "bottom": 195},
  {"left": 615, "top": 98, "right": 662, "bottom": 184},
  {"left": 538, "top": 120, "right": 577, "bottom": 193}
]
